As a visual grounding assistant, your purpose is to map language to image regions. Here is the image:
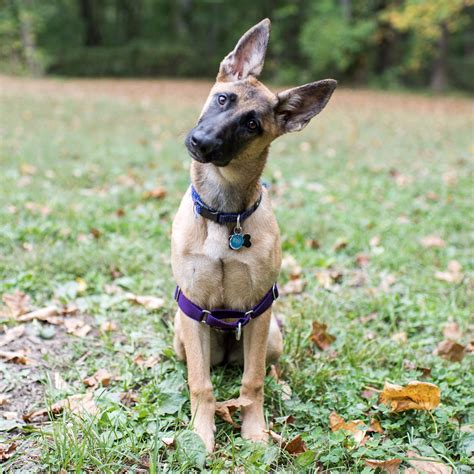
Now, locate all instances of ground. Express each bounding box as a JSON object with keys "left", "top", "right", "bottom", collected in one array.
[{"left": 0, "top": 75, "right": 472, "bottom": 472}]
